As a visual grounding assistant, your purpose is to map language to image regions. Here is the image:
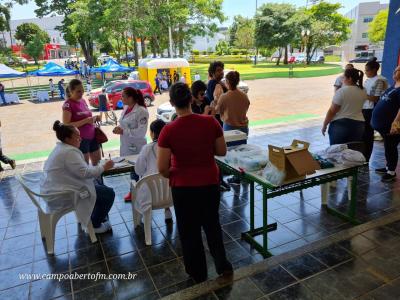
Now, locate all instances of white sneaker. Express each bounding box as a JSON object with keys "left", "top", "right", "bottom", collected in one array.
[
  {"left": 94, "top": 222, "right": 112, "bottom": 234},
  {"left": 165, "top": 208, "right": 173, "bottom": 222}
]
